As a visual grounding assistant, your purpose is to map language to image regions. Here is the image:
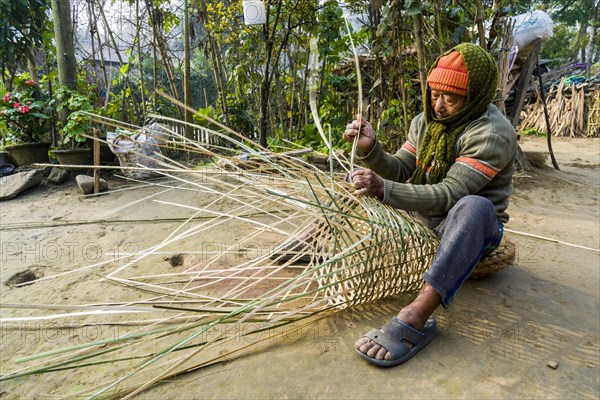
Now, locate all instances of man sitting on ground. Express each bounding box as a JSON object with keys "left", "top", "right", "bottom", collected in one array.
[{"left": 344, "top": 43, "right": 517, "bottom": 367}]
